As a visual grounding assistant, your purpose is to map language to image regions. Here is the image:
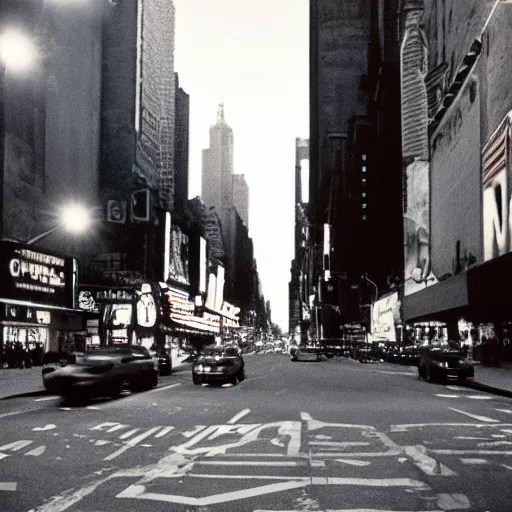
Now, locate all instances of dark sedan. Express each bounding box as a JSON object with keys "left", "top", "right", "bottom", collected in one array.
[
  {"left": 290, "top": 345, "right": 322, "bottom": 362},
  {"left": 192, "top": 346, "right": 245, "bottom": 386},
  {"left": 418, "top": 349, "right": 474, "bottom": 382},
  {"left": 42, "top": 345, "right": 159, "bottom": 397}
]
